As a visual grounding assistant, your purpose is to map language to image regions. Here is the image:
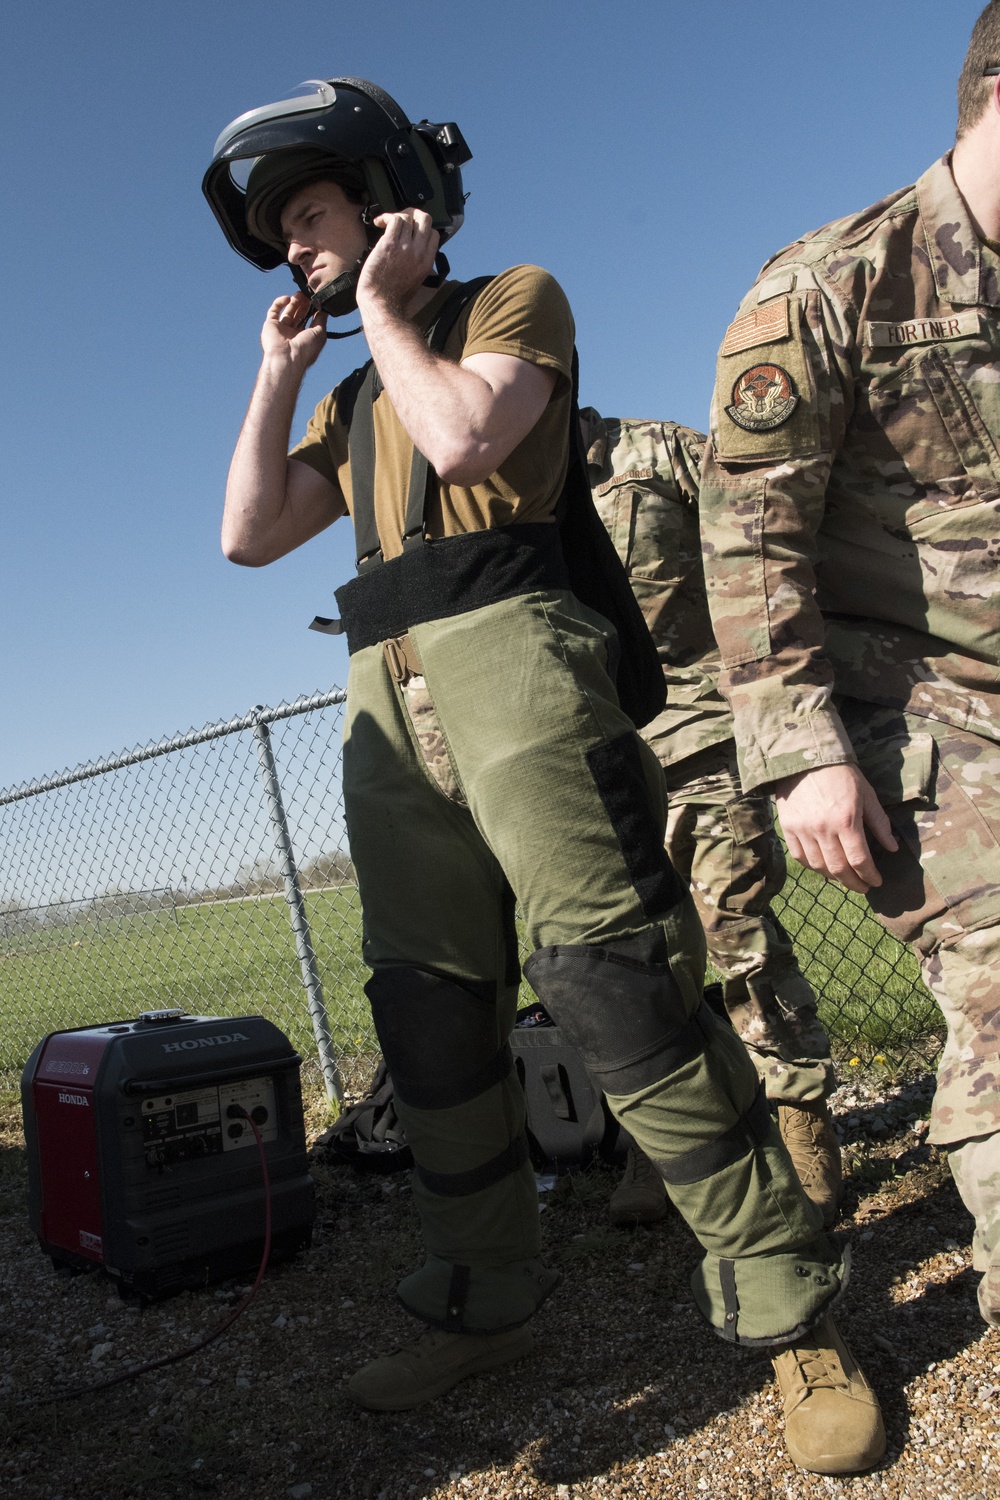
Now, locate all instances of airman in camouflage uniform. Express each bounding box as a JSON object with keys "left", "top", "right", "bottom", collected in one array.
[
  {"left": 583, "top": 410, "right": 841, "bottom": 1226},
  {"left": 699, "top": 2, "right": 1000, "bottom": 1331}
]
